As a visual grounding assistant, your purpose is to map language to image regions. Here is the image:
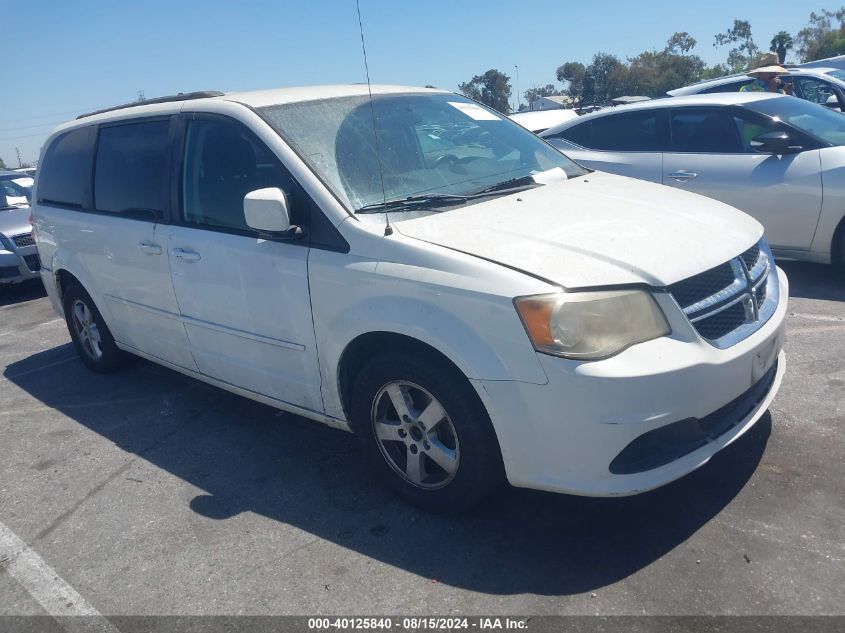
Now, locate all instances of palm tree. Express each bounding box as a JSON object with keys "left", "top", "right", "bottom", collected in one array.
[{"left": 770, "top": 31, "right": 794, "bottom": 64}]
